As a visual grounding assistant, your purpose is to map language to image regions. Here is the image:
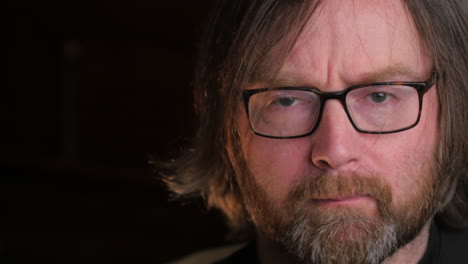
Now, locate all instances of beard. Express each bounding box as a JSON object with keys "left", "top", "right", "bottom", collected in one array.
[{"left": 241, "top": 169, "right": 438, "bottom": 264}]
